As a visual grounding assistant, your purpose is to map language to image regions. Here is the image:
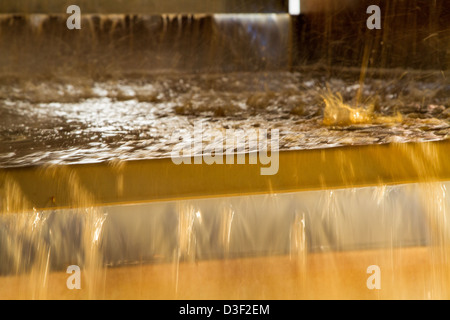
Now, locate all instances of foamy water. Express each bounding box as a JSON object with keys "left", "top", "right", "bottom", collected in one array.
[{"left": 1, "top": 72, "right": 448, "bottom": 168}]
